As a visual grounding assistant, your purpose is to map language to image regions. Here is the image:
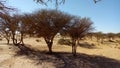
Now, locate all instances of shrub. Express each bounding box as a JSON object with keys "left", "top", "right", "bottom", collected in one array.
[
  {"left": 36, "top": 39, "right": 41, "bottom": 42},
  {"left": 108, "top": 39, "right": 114, "bottom": 42},
  {"left": 58, "top": 38, "right": 71, "bottom": 45},
  {"left": 0, "top": 38, "right": 2, "bottom": 41}
]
